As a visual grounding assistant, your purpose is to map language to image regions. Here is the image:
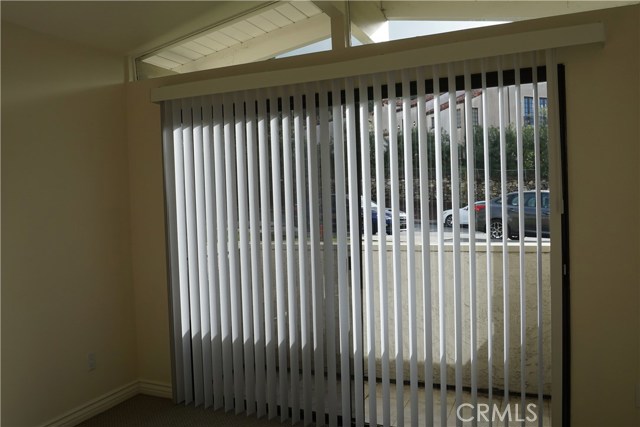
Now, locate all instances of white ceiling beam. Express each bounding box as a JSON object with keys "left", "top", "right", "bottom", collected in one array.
[
  {"left": 379, "top": 1, "right": 638, "bottom": 21},
  {"left": 173, "top": 14, "right": 331, "bottom": 73},
  {"left": 314, "top": 1, "right": 389, "bottom": 45},
  {"left": 349, "top": 1, "right": 389, "bottom": 43},
  {"left": 312, "top": 1, "right": 349, "bottom": 50}
]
